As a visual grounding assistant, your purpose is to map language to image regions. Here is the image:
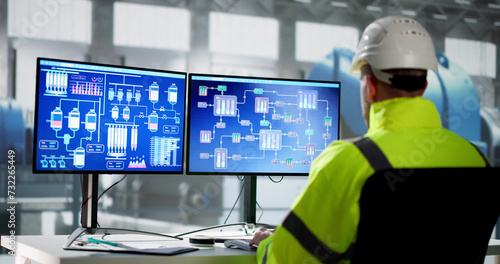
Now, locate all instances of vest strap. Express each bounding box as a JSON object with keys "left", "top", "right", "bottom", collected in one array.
[
  {"left": 468, "top": 142, "right": 491, "bottom": 167},
  {"left": 352, "top": 137, "right": 392, "bottom": 171},
  {"left": 282, "top": 211, "right": 354, "bottom": 263},
  {"left": 349, "top": 137, "right": 491, "bottom": 171}
]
